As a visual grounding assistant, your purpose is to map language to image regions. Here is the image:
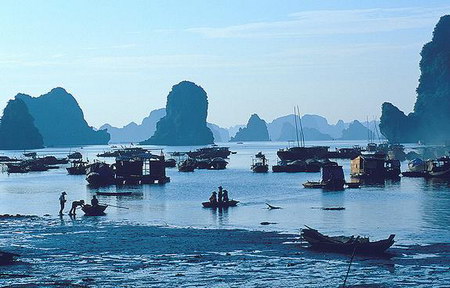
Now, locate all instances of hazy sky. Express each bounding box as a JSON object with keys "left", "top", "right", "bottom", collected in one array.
[{"left": 0, "top": 0, "right": 448, "bottom": 128}]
